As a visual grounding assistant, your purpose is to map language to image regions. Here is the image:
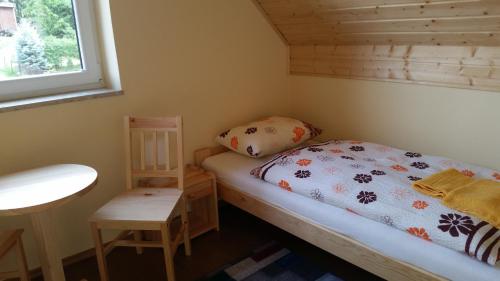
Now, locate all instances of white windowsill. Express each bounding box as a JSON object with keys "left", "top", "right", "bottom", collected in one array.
[{"left": 0, "top": 88, "right": 123, "bottom": 113}]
